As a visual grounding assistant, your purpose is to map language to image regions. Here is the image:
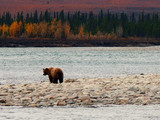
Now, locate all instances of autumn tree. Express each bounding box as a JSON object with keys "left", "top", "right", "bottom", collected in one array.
[
  {"left": 48, "top": 18, "right": 57, "bottom": 37},
  {"left": 18, "top": 21, "right": 24, "bottom": 35},
  {"left": 55, "top": 20, "right": 63, "bottom": 39},
  {"left": 79, "top": 25, "right": 84, "bottom": 38},
  {"left": 107, "top": 32, "right": 118, "bottom": 40},
  {"left": 38, "top": 22, "right": 49, "bottom": 37},
  {"left": 33, "top": 23, "right": 39, "bottom": 37},
  {"left": 10, "top": 21, "right": 23, "bottom": 37},
  {"left": 10, "top": 21, "right": 19, "bottom": 37},
  {"left": 25, "top": 23, "right": 33, "bottom": 37},
  {"left": 25, "top": 23, "right": 38, "bottom": 37},
  {"left": 64, "top": 21, "right": 70, "bottom": 39},
  {"left": 2, "top": 24, "right": 9, "bottom": 37}
]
